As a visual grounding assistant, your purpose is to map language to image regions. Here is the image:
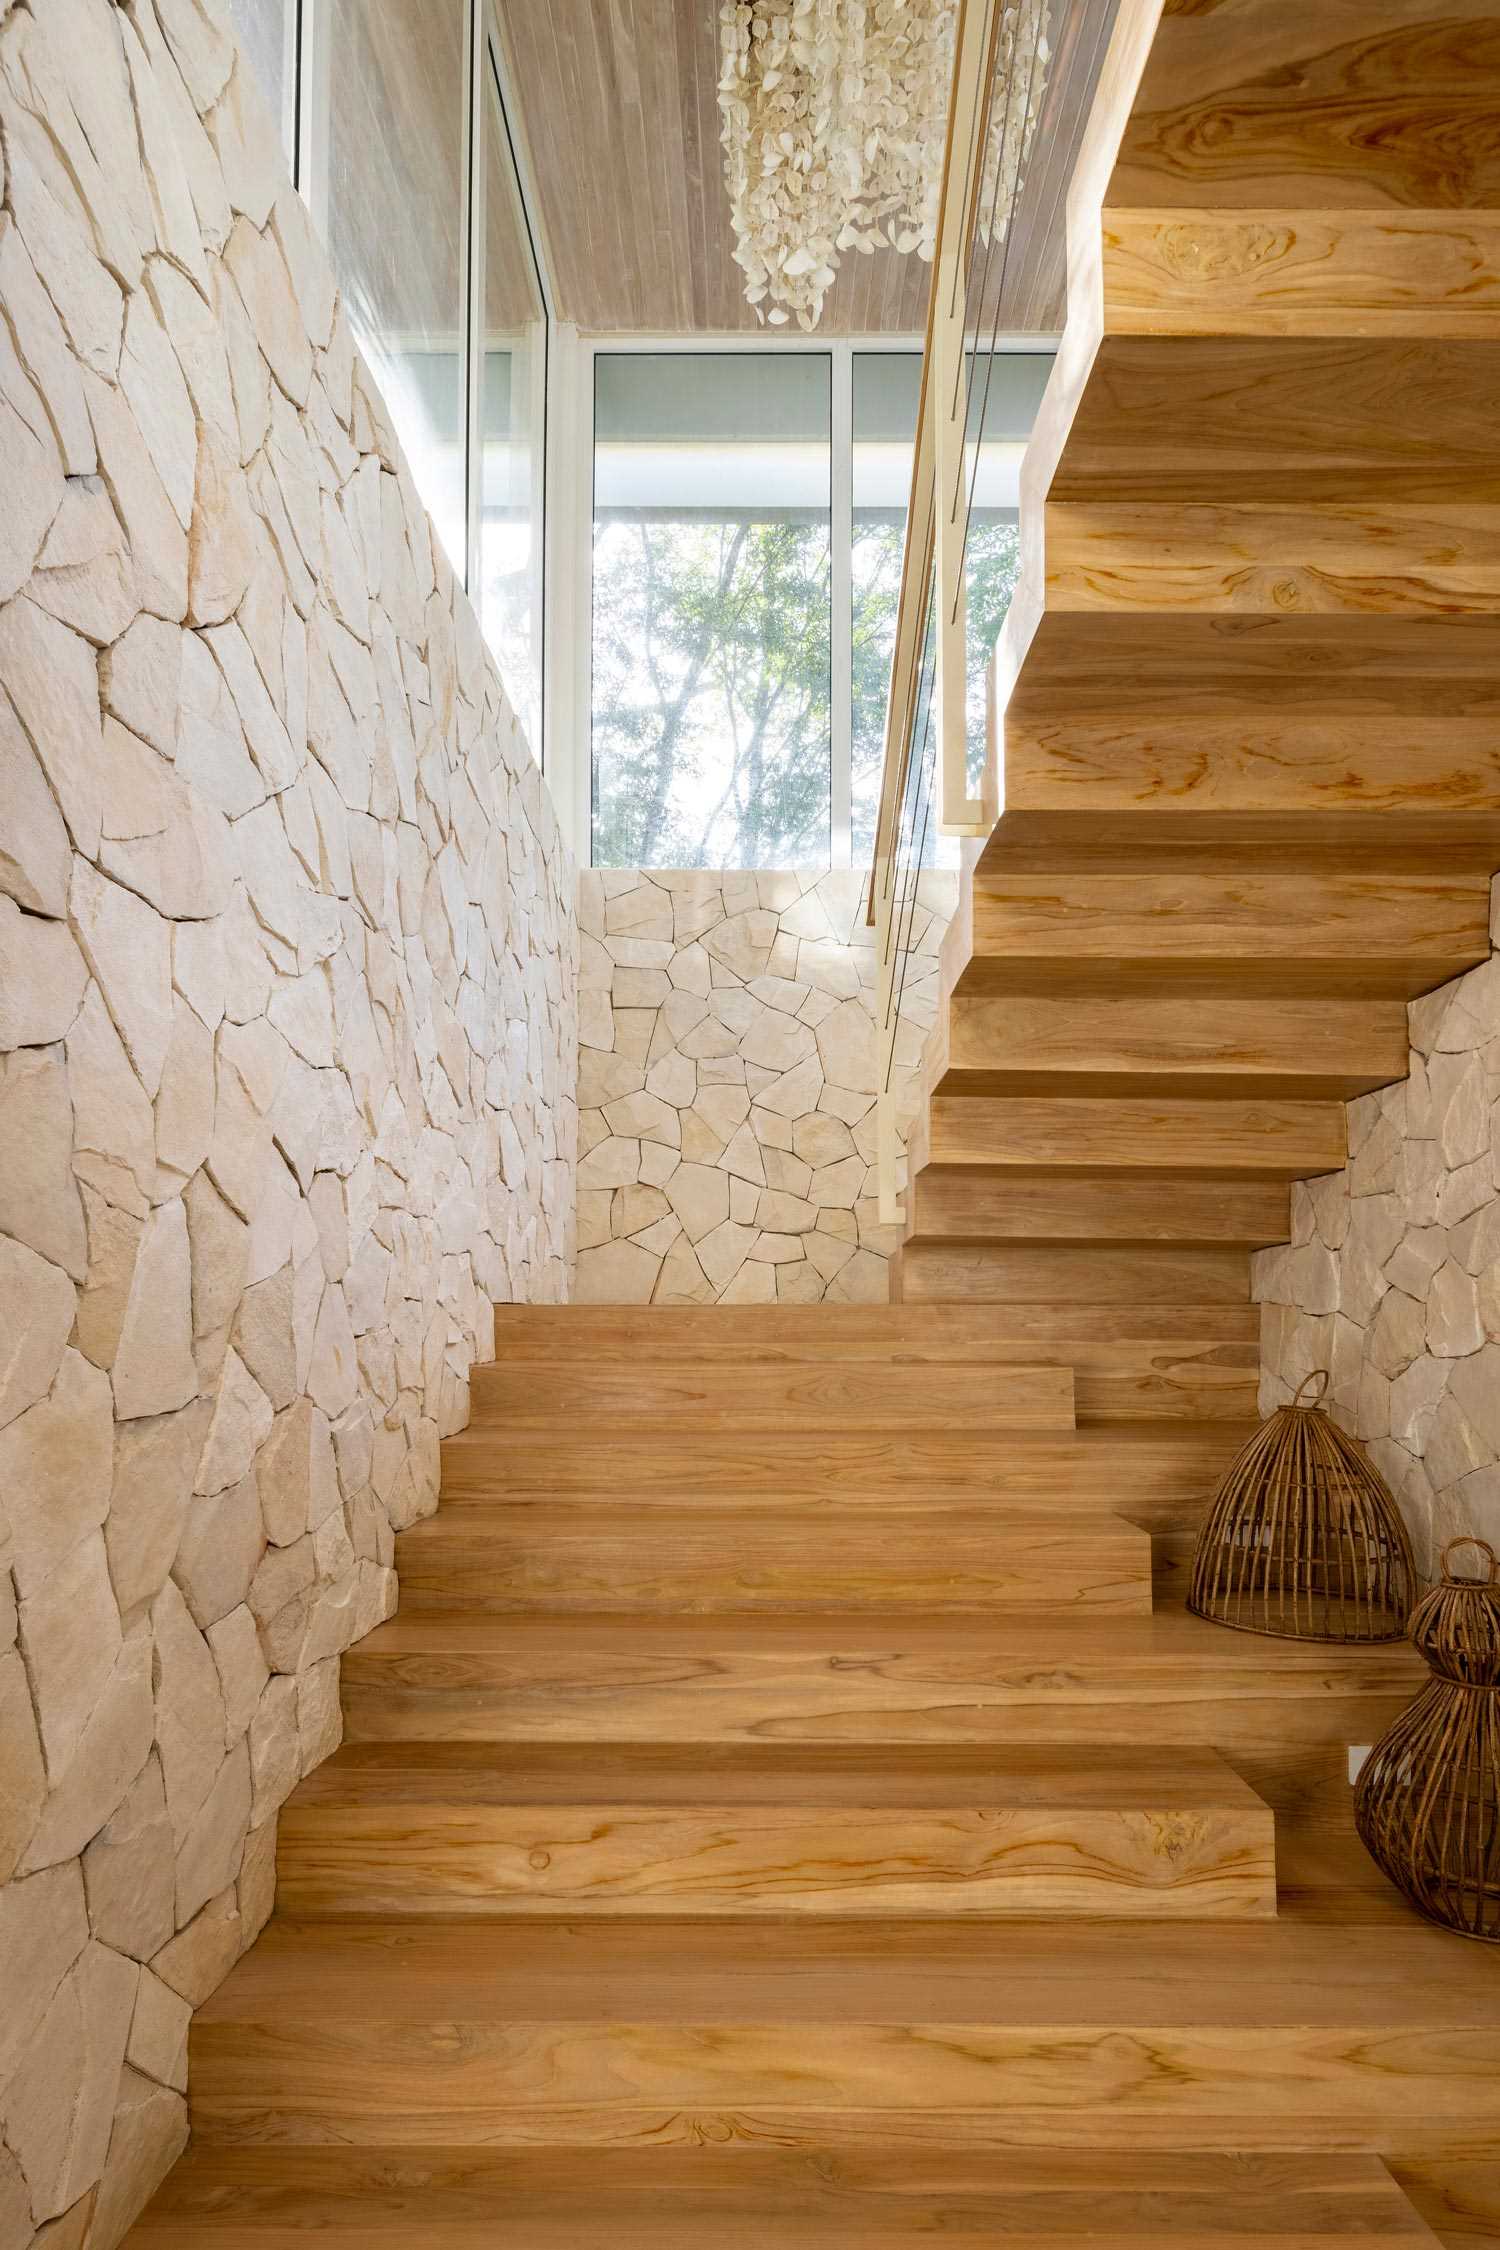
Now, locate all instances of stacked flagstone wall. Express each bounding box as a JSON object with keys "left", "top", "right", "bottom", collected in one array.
[
  {"left": 577, "top": 868, "right": 954, "bottom": 1303},
  {"left": 1257, "top": 883, "right": 1500, "bottom": 1575},
  {"left": 0, "top": 2, "right": 577, "bottom": 2241}
]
